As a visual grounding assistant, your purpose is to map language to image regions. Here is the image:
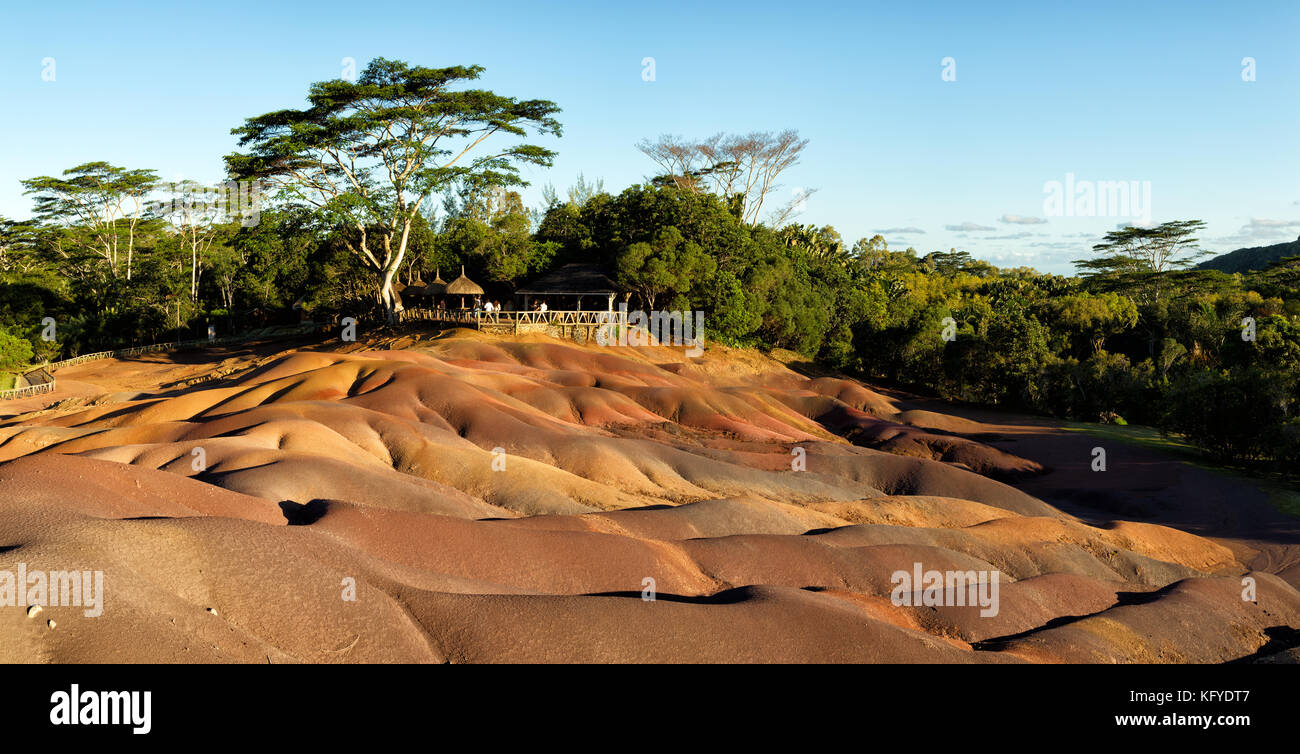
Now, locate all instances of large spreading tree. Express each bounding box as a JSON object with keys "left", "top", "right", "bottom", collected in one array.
[
  {"left": 636, "top": 130, "right": 809, "bottom": 226},
  {"left": 1073, "top": 220, "right": 1209, "bottom": 304},
  {"left": 226, "top": 58, "right": 562, "bottom": 321},
  {"left": 21, "top": 162, "right": 159, "bottom": 284}
]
